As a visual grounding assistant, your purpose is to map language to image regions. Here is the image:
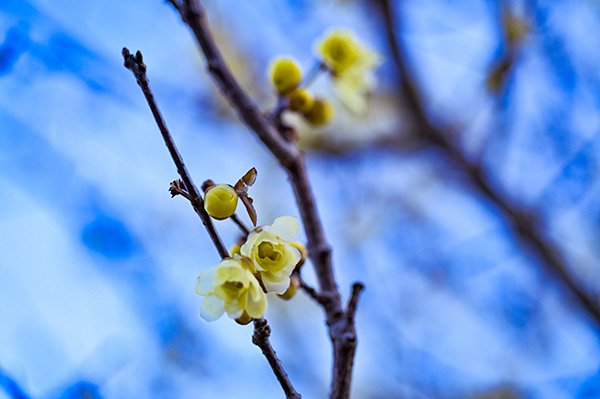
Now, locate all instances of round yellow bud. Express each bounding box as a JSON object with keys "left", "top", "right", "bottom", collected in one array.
[
  {"left": 269, "top": 57, "right": 302, "bottom": 94},
  {"left": 278, "top": 275, "right": 300, "bottom": 301},
  {"left": 204, "top": 184, "right": 238, "bottom": 220},
  {"left": 303, "top": 98, "right": 334, "bottom": 126},
  {"left": 318, "top": 31, "right": 360, "bottom": 74},
  {"left": 288, "top": 88, "right": 315, "bottom": 113}
]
